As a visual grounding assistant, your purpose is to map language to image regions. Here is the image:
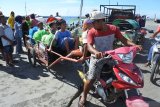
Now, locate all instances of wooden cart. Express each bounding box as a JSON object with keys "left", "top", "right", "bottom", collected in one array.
[{"left": 25, "top": 35, "right": 79, "bottom": 71}]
